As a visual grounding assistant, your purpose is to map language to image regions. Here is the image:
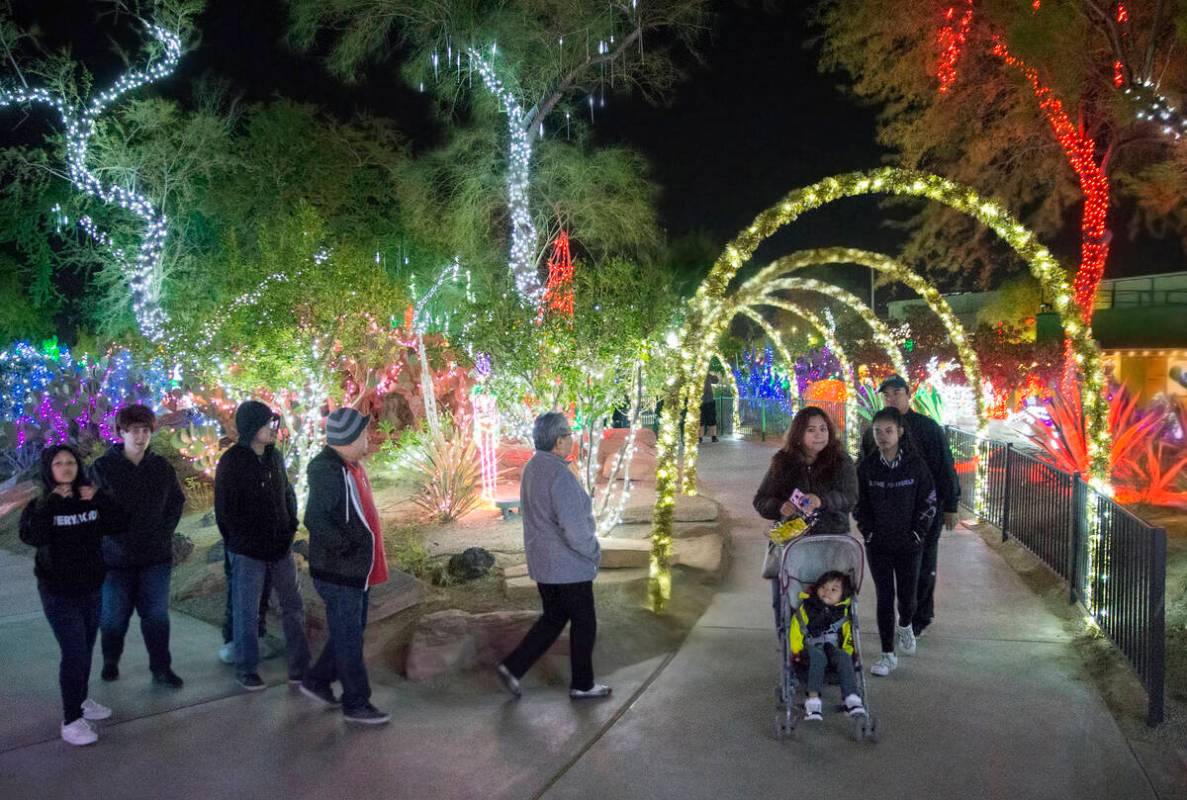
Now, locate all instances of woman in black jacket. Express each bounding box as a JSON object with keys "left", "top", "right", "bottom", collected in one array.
[
  {"left": 19, "top": 444, "right": 122, "bottom": 746},
  {"left": 753, "top": 405, "right": 858, "bottom": 535}
]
